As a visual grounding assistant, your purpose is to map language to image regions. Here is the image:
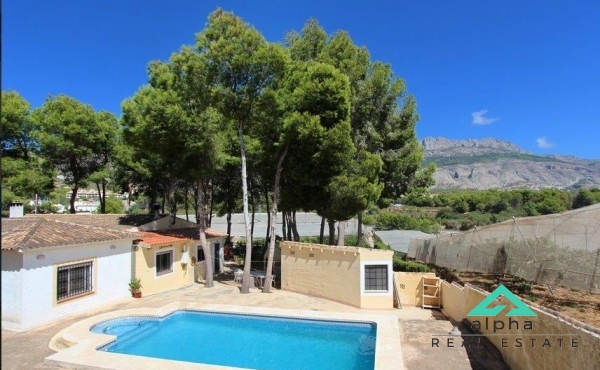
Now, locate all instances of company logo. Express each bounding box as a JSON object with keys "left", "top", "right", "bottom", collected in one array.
[{"left": 466, "top": 284, "right": 537, "bottom": 317}]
